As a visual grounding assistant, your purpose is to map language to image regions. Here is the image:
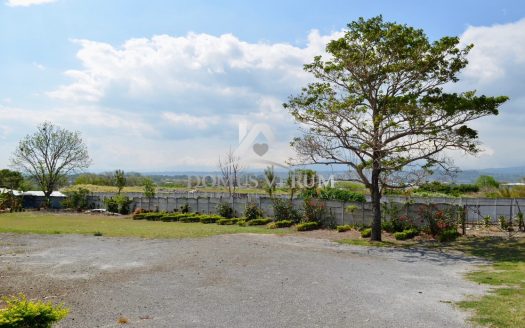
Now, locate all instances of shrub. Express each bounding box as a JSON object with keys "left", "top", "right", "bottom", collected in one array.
[
  {"left": 318, "top": 188, "right": 366, "bottom": 202},
  {"left": 419, "top": 204, "right": 459, "bottom": 237},
  {"left": 161, "top": 214, "right": 181, "bottom": 222},
  {"left": 393, "top": 228, "right": 419, "bottom": 240},
  {"left": 180, "top": 203, "right": 190, "bottom": 213},
  {"left": 179, "top": 215, "right": 201, "bottom": 223},
  {"left": 483, "top": 216, "right": 492, "bottom": 227},
  {"left": 518, "top": 212, "right": 524, "bottom": 231},
  {"left": 417, "top": 181, "right": 479, "bottom": 196},
  {"left": 499, "top": 216, "right": 508, "bottom": 230},
  {"left": 336, "top": 225, "right": 353, "bottom": 232},
  {"left": 103, "top": 195, "right": 132, "bottom": 214},
  {"left": 200, "top": 215, "right": 223, "bottom": 224},
  {"left": 237, "top": 219, "right": 247, "bottom": 226},
  {"left": 272, "top": 198, "right": 302, "bottom": 223},
  {"left": 104, "top": 197, "right": 119, "bottom": 213},
  {"left": 217, "top": 218, "right": 239, "bottom": 225},
  {"left": 62, "top": 187, "right": 90, "bottom": 211},
  {"left": 244, "top": 202, "right": 263, "bottom": 221},
  {"left": 267, "top": 222, "right": 277, "bottom": 229},
  {"left": 274, "top": 220, "right": 293, "bottom": 228},
  {"left": 246, "top": 218, "right": 272, "bottom": 226},
  {"left": 437, "top": 228, "right": 460, "bottom": 242},
  {"left": 0, "top": 294, "right": 69, "bottom": 328},
  {"left": 360, "top": 228, "right": 372, "bottom": 238},
  {"left": 303, "top": 198, "right": 326, "bottom": 223},
  {"left": 216, "top": 202, "right": 234, "bottom": 218},
  {"left": 144, "top": 212, "right": 164, "bottom": 221},
  {"left": 133, "top": 213, "right": 146, "bottom": 220},
  {"left": 296, "top": 221, "right": 319, "bottom": 231}
]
